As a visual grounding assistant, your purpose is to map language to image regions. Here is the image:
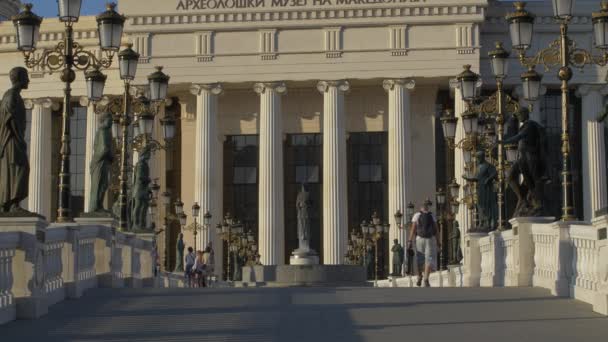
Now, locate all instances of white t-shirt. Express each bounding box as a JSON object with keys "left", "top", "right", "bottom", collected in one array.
[
  {"left": 185, "top": 252, "right": 195, "bottom": 266},
  {"left": 411, "top": 211, "right": 437, "bottom": 224}
]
